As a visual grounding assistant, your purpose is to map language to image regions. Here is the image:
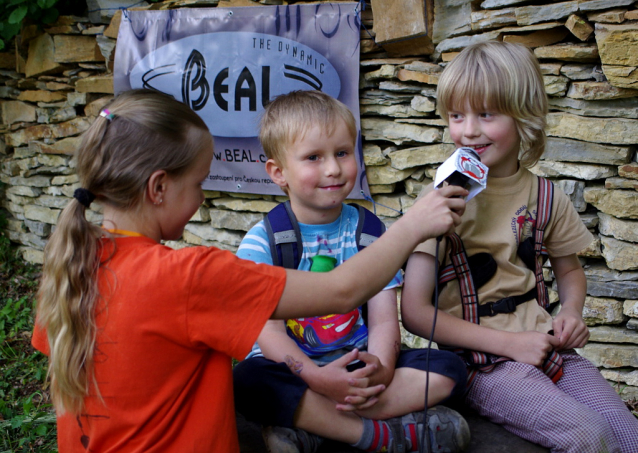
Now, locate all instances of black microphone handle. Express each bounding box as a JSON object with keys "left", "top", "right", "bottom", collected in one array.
[{"left": 445, "top": 171, "right": 471, "bottom": 190}]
